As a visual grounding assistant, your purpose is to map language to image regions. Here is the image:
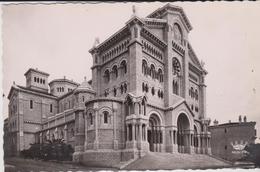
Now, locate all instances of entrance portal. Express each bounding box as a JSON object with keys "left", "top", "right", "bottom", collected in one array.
[
  {"left": 147, "top": 113, "right": 162, "bottom": 152},
  {"left": 177, "top": 113, "right": 190, "bottom": 153}
]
